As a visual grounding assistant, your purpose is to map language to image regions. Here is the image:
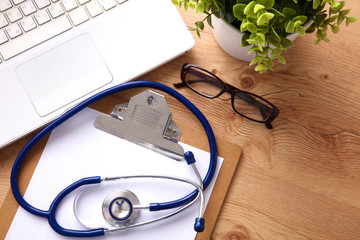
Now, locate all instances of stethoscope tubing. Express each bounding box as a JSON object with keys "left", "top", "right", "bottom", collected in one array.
[
  {"left": 10, "top": 81, "right": 217, "bottom": 237},
  {"left": 74, "top": 174, "right": 205, "bottom": 232}
]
